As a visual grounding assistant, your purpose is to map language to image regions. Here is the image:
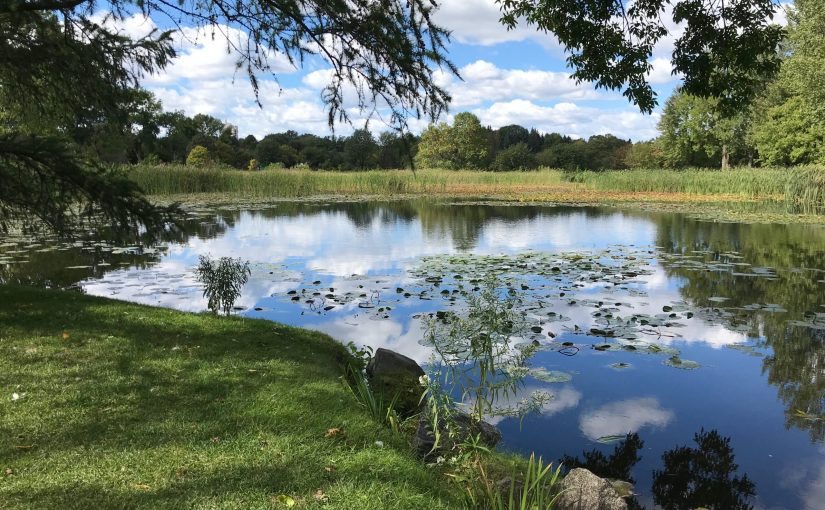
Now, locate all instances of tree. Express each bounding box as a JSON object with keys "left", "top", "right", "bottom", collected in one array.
[
  {"left": 344, "top": 129, "right": 379, "bottom": 170},
  {"left": 416, "top": 113, "right": 489, "bottom": 169},
  {"left": 658, "top": 92, "right": 751, "bottom": 168},
  {"left": 0, "top": 0, "right": 455, "bottom": 237},
  {"left": 186, "top": 146, "right": 210, "bottom": 167},
  {"left": 492, "top": 143, "right": 536, "bottom": 171},
  {"left": 0, "top": 9, "right": 179, "bottom": 236},
  {"left": 497, "top": 124, "right": 530, "bottom": 150},
  {"left": 498, "top": 0, "right": 784, "bottom": 113},
  {"left": 748, "top": 0, "right": 825, "bottom": 165}
]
